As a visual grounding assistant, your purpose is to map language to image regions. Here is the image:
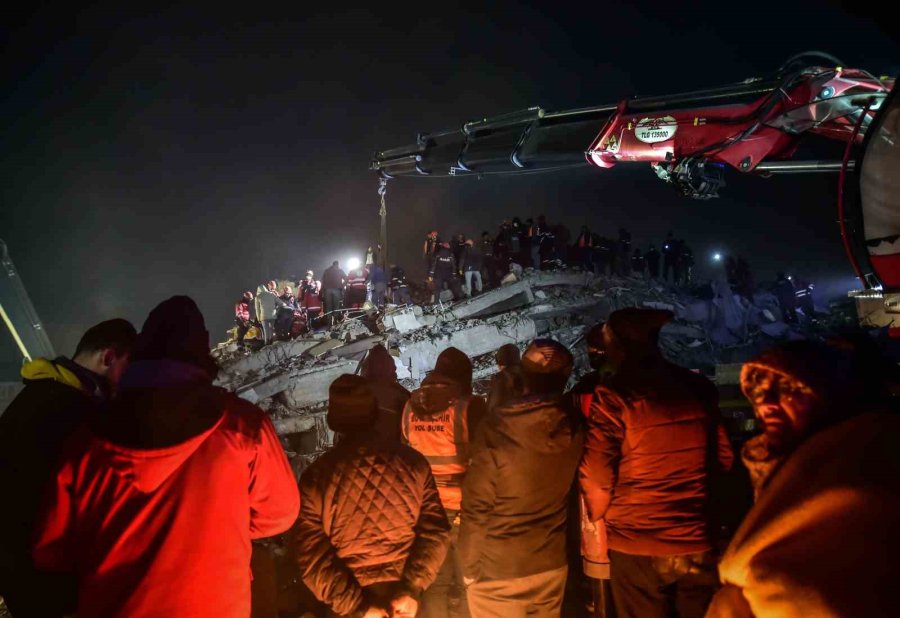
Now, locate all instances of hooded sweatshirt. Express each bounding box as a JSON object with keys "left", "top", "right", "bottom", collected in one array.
[
  {"left": 360, "top": 346, "right": 410, "bottom": 443},
  {"left": 459, "top": 394, "right": 584, "bottom": 581},
  {"left": 32, "top": 360, "right": 300, "bottom": 618}
]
